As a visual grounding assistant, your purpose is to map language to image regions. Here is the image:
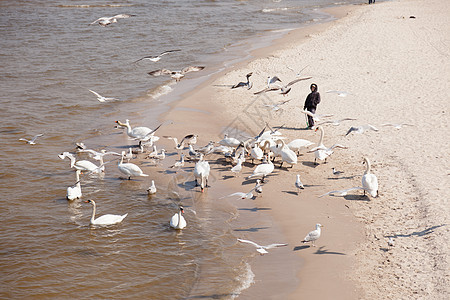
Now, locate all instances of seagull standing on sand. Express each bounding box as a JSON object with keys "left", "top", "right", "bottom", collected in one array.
[
  {"left": 19, "top": 133, "right": 44, "bottom": 145},
  {"left": 148, "top": 66, "right": 205, "bottom": 82},
  {"left": 332, "top": 167, "right": 344, "bottom": 176},
  {"left": 295, "top": 174, "right": 305, "bottom": 194},
  {"left": 90, "top": 14, "right": 135, "bottom": 27},
  {"left": 134, "top": 49, "right": 181, "bottom": 63},
  {"left": 388, "top": 237, "right": 395, "bottom": 247},
  {"left": 237, "top": 238, "right": 288, "bottom": 255},
  {"left": 231, "top": 72, "right": 253, "bottom": 90},
  {"left": 301, "top": 224, "right": 323, "bottom": 247},
  {"left": 89, "top": 89, "right": 118, "bottom": 102}
]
